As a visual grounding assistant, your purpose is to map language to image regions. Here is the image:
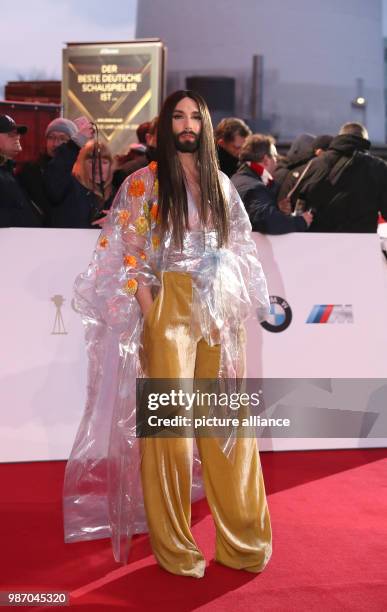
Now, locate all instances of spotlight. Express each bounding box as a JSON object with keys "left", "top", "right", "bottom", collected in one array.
[{"left": 351, "top": 96, "right": 366, "bottom": 108}]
